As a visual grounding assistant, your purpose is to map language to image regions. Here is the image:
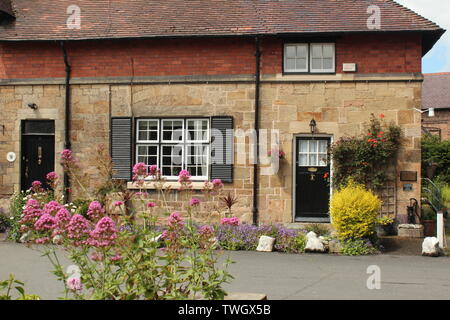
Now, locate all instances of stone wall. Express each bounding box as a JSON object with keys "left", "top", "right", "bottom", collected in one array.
[{"left": 0, "top": 80, "right": 422, "bottom": 224}]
